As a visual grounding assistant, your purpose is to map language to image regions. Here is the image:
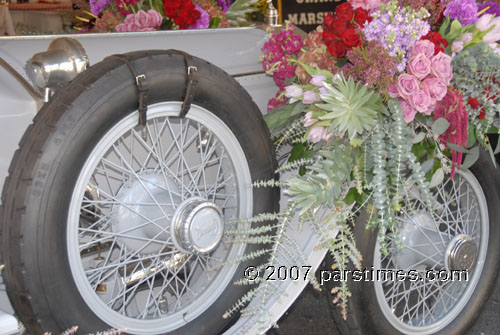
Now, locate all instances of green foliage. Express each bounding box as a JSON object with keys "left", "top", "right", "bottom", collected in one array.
[
  {"left": 226, "top": 0, "right": 260, "bottom": 26},
  {"left": 316, "top": 74, "right": 385, "bottom": 139},
  {"left": 264, "top": 102, "right": 307, "bottom": 133}
]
